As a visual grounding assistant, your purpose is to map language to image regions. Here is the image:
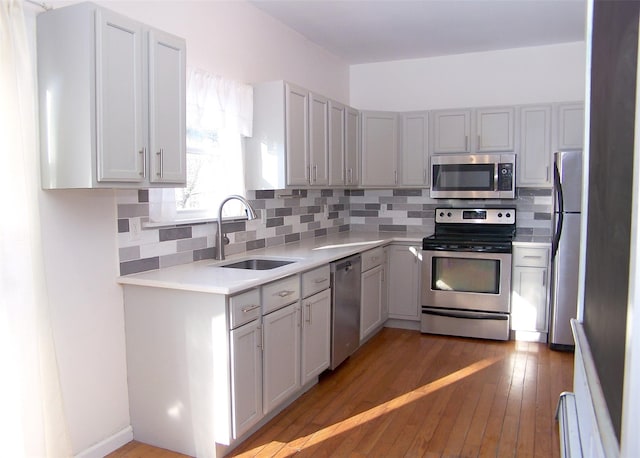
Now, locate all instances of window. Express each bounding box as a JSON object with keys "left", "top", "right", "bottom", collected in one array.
[{"left": 150, "top": 69, "right": 253, "bottom": 223}]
